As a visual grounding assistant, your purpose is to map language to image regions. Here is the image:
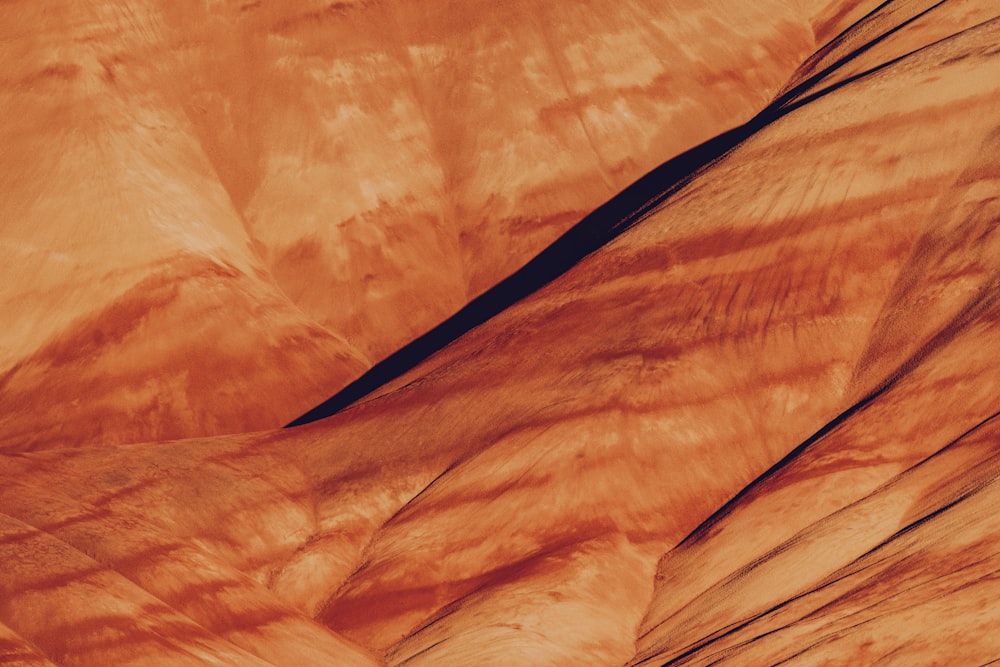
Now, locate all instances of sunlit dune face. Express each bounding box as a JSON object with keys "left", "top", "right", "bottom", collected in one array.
[
  {"left": 1, "top": 0, "right": 816, "bottom": 450},
  {"left": 3, "top": 0, "right": 1000, "bottom": 665}
]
